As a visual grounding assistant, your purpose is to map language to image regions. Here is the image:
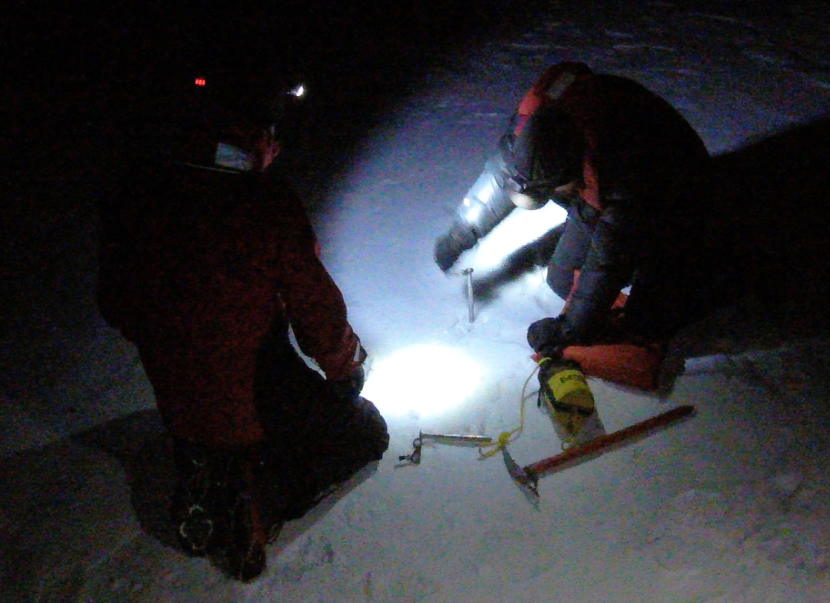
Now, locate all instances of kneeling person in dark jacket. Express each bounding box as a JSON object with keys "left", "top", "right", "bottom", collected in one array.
[{"left": 434, "top": 62, "right": 718, "bottom": 357}]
